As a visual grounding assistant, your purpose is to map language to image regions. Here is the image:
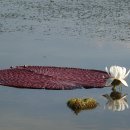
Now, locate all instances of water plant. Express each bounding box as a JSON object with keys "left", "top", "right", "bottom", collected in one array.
[
  {"left": 105, "top": 65, "right": 130, "bottom": 90},
  {"left": 67, "top": 97, "right": 98, "bottom": 115}
]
